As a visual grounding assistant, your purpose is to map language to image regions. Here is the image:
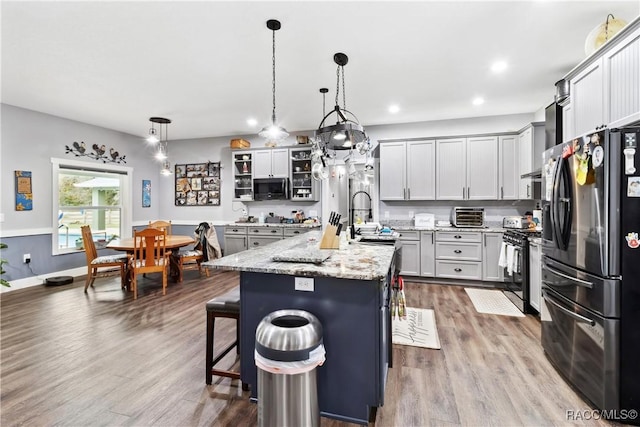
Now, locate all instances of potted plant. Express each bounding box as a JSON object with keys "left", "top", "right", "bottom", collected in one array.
[{"left": 0, "top": 242, "right": 10, "bottom": 287}]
